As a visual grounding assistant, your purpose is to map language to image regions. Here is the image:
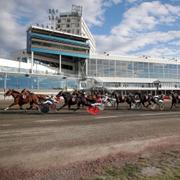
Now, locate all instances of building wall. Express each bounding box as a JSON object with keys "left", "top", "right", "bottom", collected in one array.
[
  {"left": 27, "top": 27, "right": 90, "bottom": 59},
  {"left": 55, "top": 14, "right": 96, "bottom": 54}
]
